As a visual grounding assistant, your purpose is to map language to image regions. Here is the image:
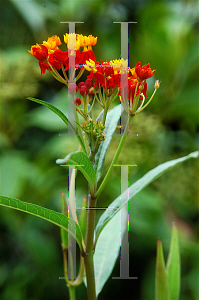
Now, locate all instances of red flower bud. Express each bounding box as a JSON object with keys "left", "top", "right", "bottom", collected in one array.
[
  {"left": 80, "top": 85, "right": 89, "bottom": 96},
  {"left": 74, "top": 97, "right": 81, "bottom": 105},
  {"left": 85, "top": 78, "right": 93, "bottom": 88},
  {"left": 78, "top": 82, "right": 85, "bottom": 90}
]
